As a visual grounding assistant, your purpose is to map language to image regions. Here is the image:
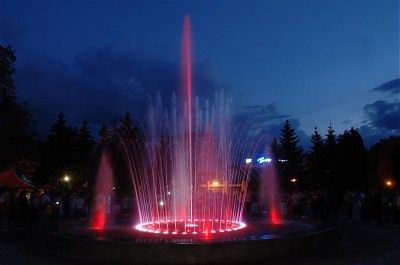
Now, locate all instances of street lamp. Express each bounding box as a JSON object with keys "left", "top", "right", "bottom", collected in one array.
[
  {"left": 63, "top": 174, "right": 70, "bottom": 183},
  {"left": 385, "top": 179, "right": 393, "bottom": 188},
  {"left": 290, "top": 178, "right": 297, "bottom": 183},
  {"left": 211, "top": 180, "right": 220, "bottom": 188}
]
